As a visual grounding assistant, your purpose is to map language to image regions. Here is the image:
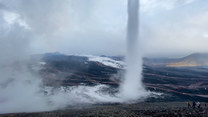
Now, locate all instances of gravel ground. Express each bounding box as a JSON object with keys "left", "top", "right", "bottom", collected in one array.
[{"left": 1, "top": 102, "right": 208, "bottom": 117}]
